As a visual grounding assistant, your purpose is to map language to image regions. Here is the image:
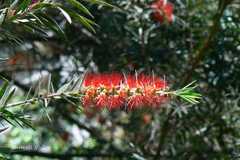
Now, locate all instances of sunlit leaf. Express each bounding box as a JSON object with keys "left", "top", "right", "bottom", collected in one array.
[{"left": 57, "top": 7, "right": 72, "bottom": 24}]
